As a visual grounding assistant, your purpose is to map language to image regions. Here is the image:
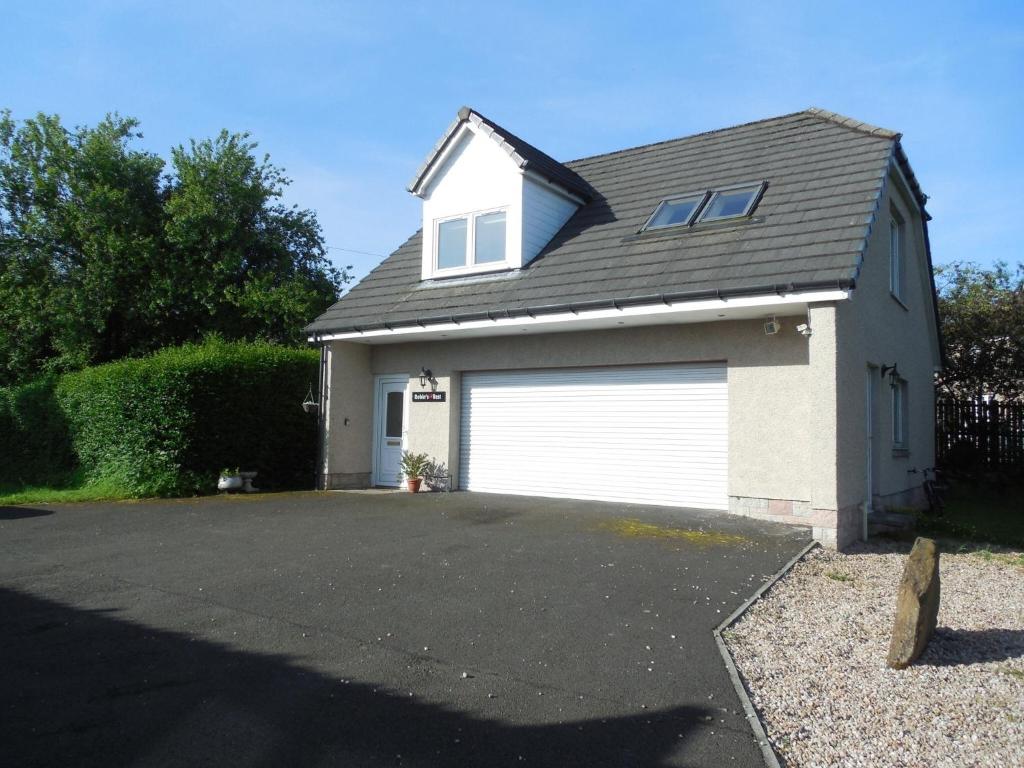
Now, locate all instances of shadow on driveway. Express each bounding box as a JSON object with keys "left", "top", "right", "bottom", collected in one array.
[
  {"left": 1, "top": 586, "right": 709, "bottom": 767},
  {"left": 0, "top": 507, "right": 54, "bottom": 520}
]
